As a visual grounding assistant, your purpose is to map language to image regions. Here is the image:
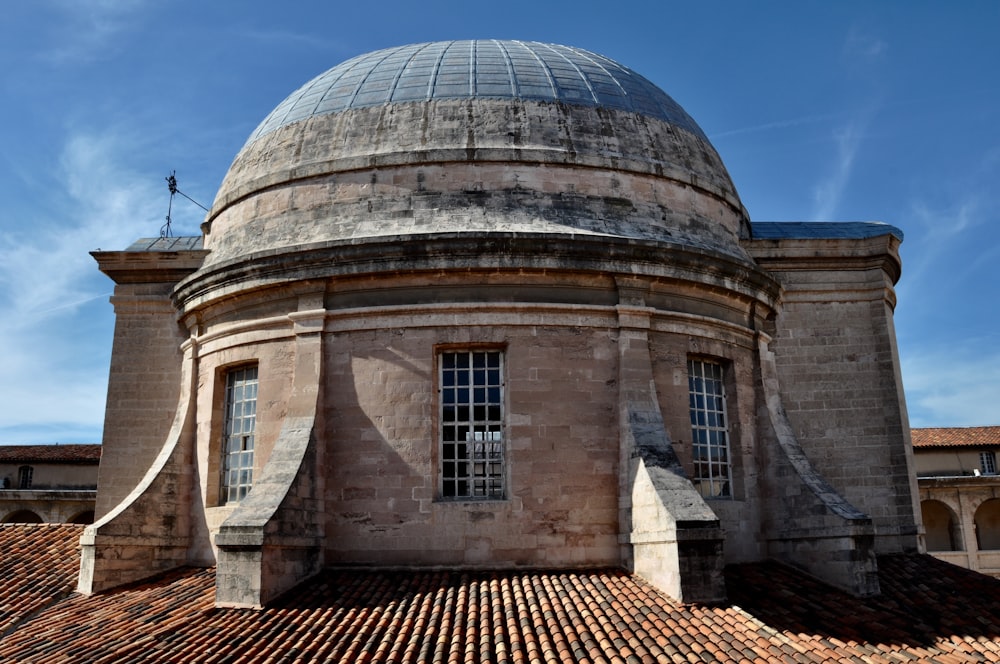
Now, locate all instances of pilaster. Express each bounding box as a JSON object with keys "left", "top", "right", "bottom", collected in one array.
[
  {"left": 616, "top": 278, "right": 726, "bottom": 603},
  {"left": 214, "top": 297, "right": 326, "bottom": 608}
]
